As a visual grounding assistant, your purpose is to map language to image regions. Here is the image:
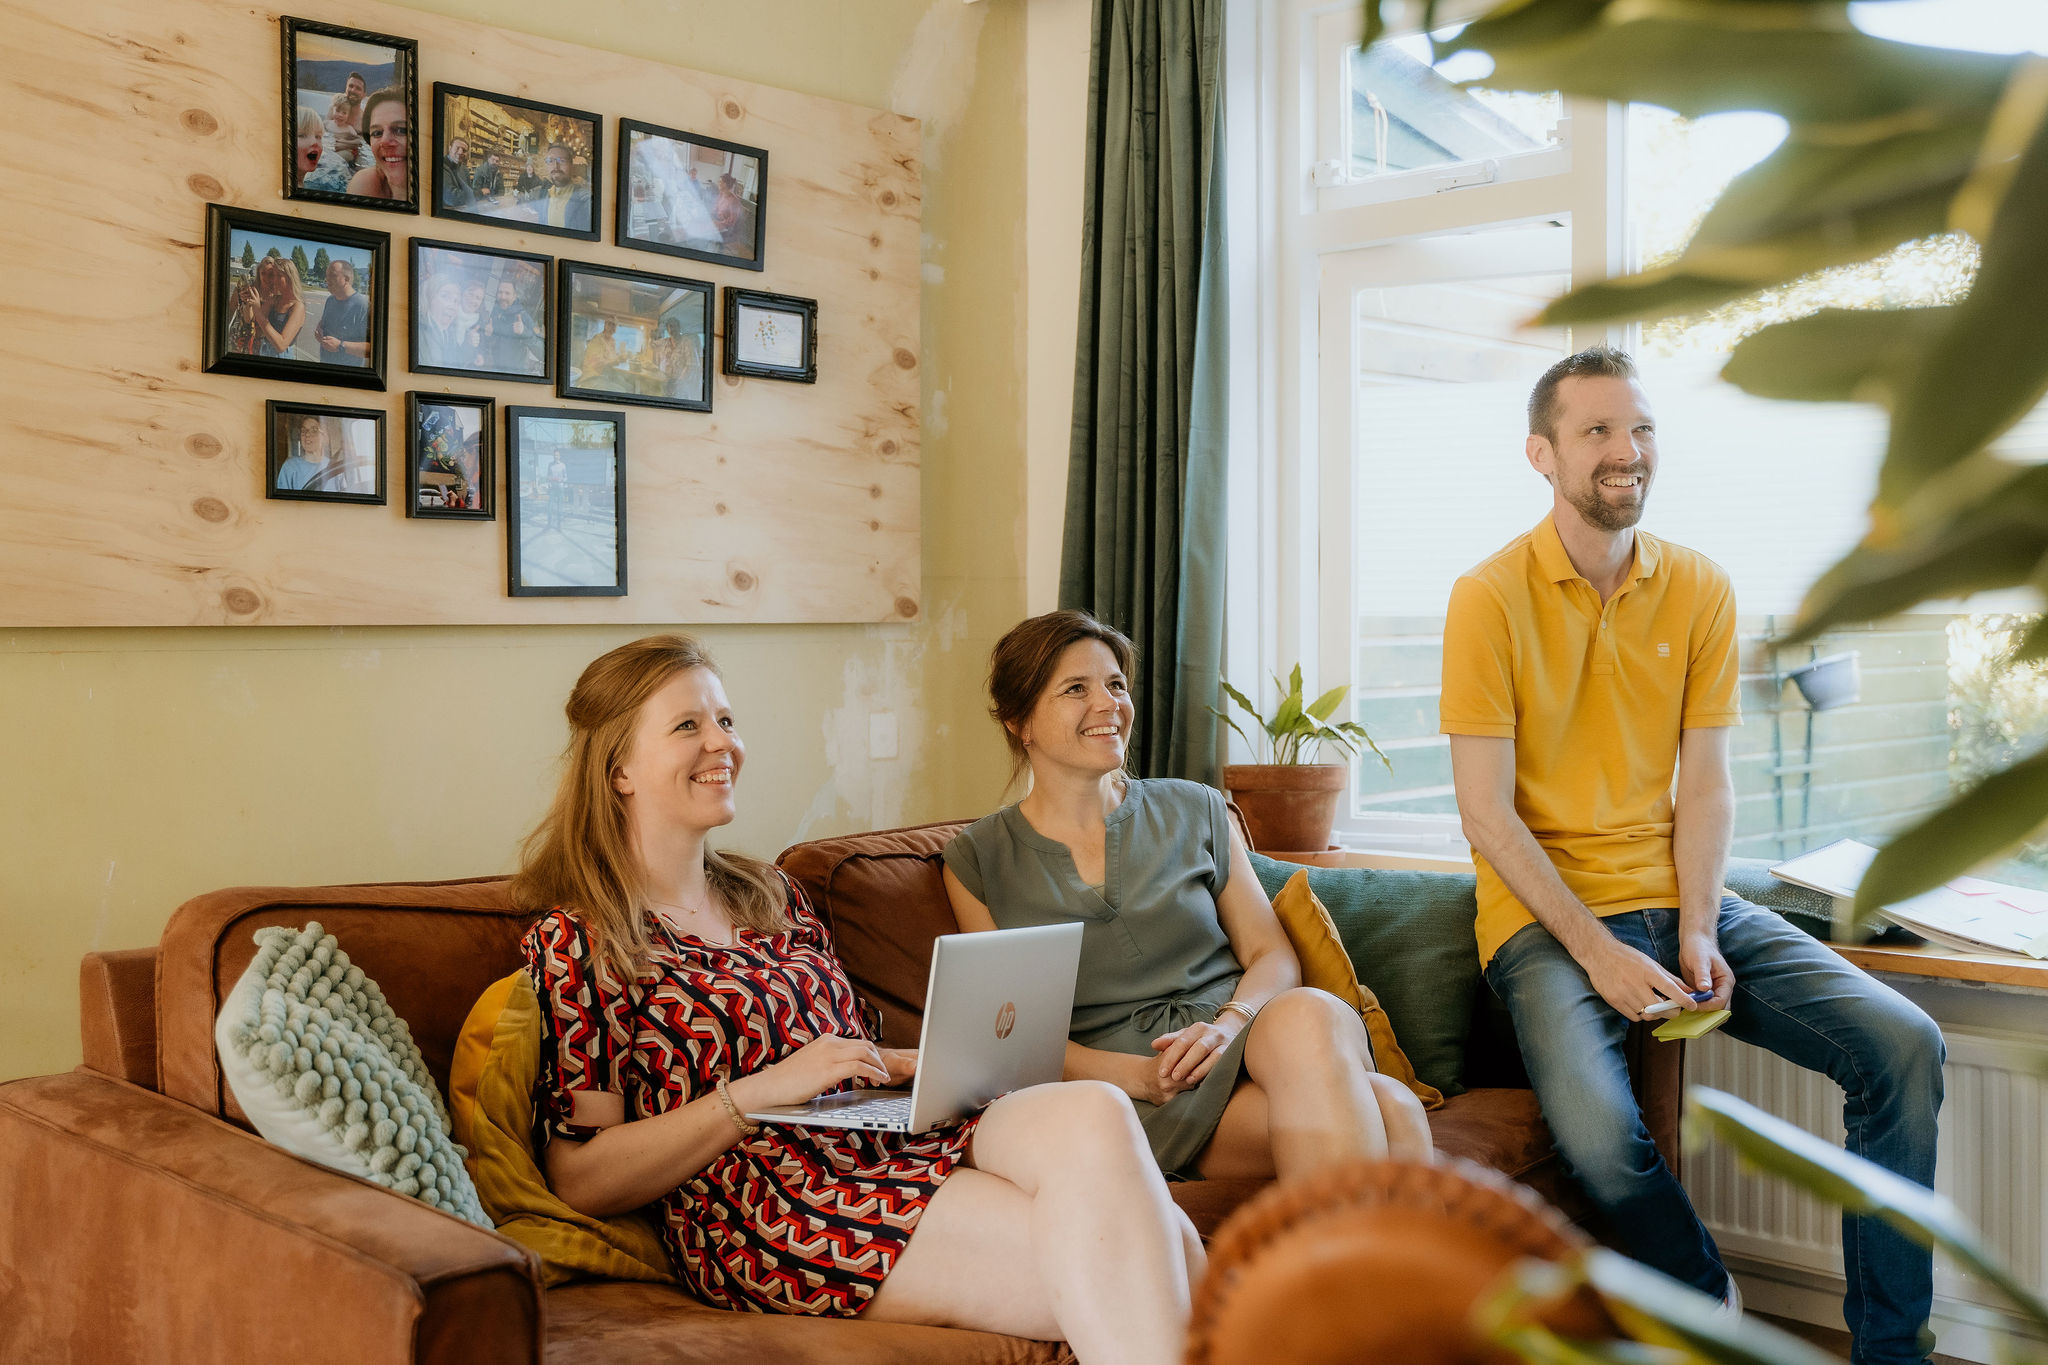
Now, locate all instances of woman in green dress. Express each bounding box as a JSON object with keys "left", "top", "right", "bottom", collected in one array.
[{"left": 944, "top": 610, "right": 1434, "bottom": 1181}]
